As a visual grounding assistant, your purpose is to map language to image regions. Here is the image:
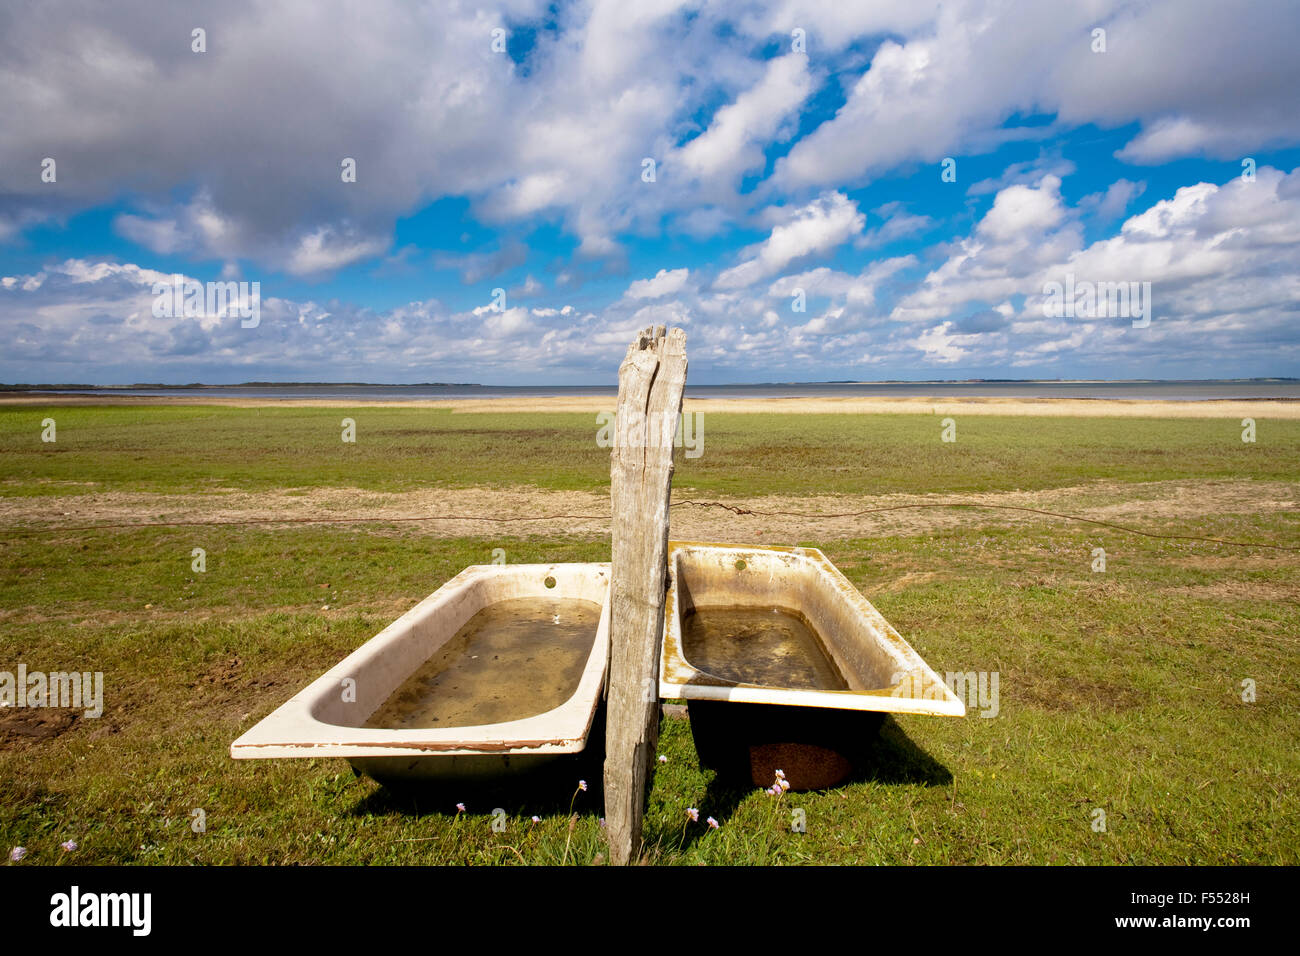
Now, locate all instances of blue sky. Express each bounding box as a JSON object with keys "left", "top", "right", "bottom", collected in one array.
[{"left": 2, "top": 0, "right": 1299, "bottom": 384}]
